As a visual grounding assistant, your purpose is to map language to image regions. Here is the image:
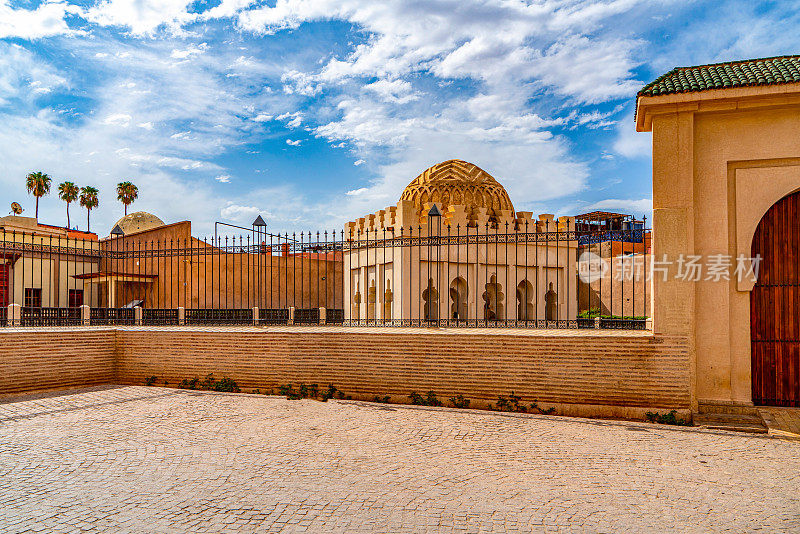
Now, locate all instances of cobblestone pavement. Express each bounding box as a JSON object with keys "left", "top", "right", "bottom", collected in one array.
[{"left": 1, "top": 386, "right": 799, "bottom": 533}]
